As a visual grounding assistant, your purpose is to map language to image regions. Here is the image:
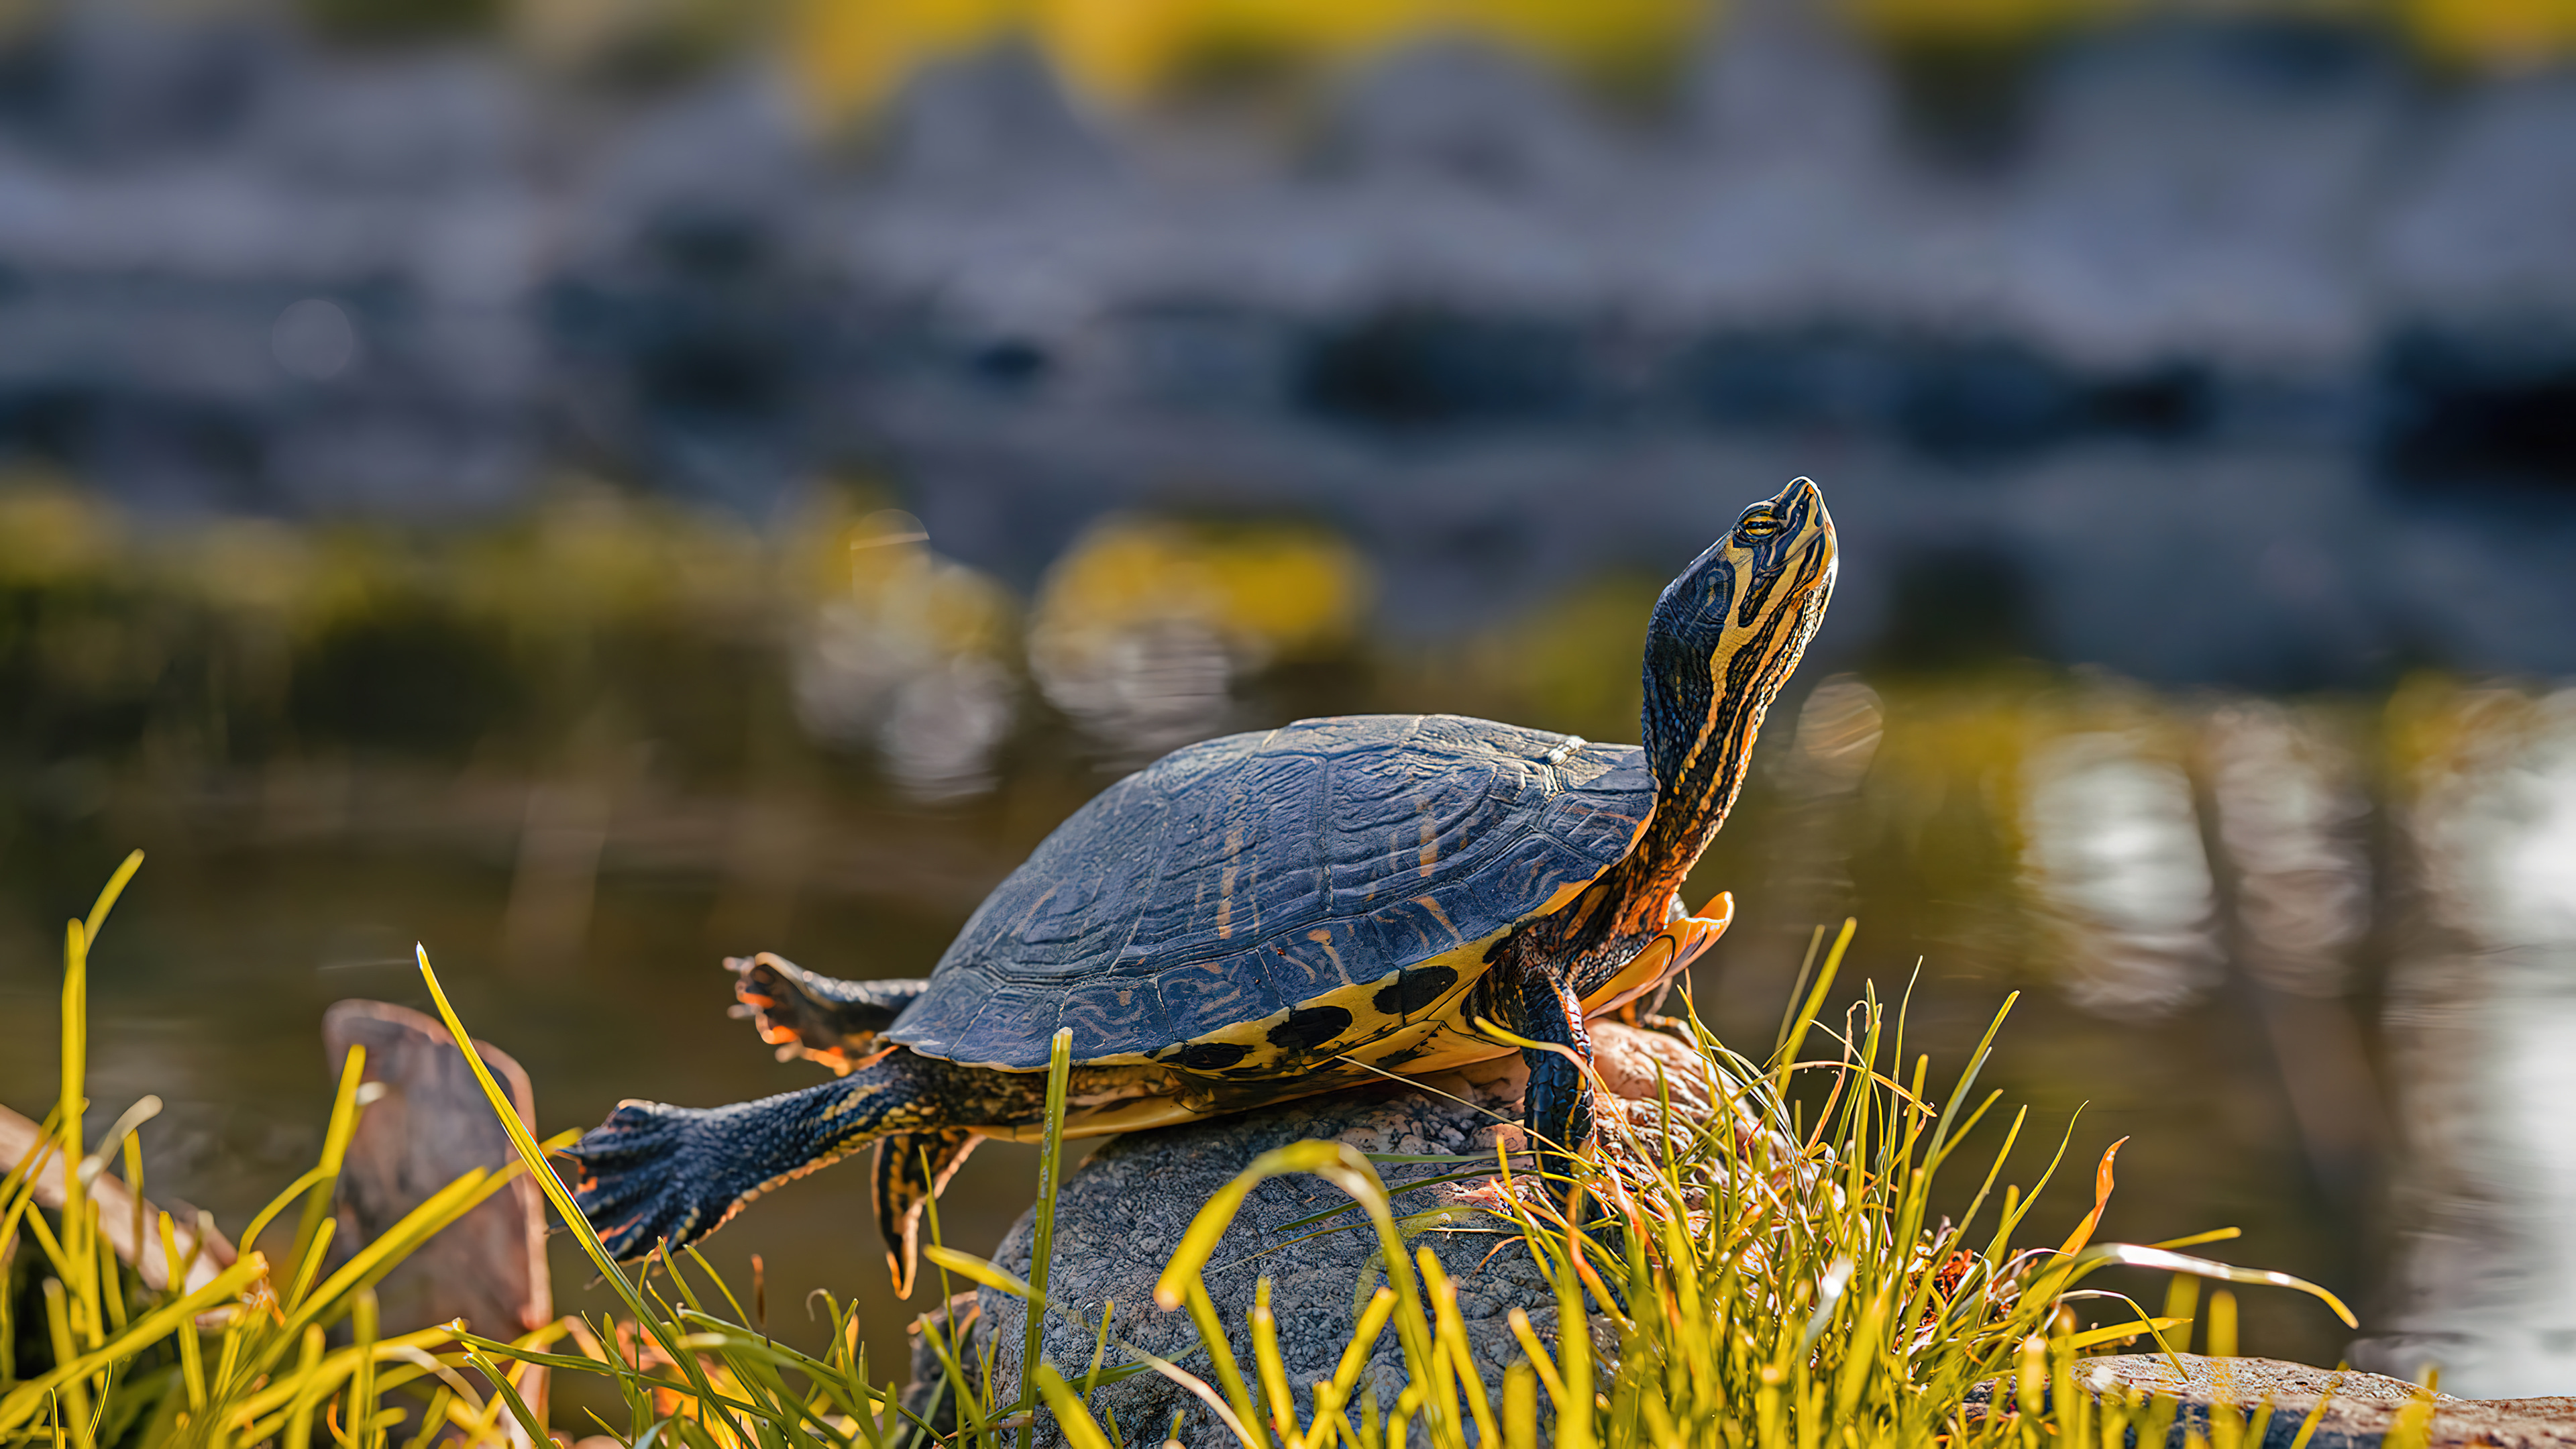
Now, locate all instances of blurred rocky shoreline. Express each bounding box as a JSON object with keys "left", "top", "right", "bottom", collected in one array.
[{"left": 5, "top": 9, "right": 2576, "bottom": 680}]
